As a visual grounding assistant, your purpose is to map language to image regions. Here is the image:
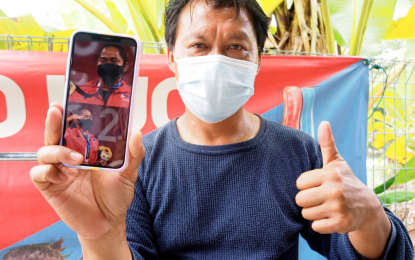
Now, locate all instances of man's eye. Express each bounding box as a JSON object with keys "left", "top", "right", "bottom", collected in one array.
[
  {"left": 192, "top": 44, "right": 205, "bottom": 48},
  {"left": 230, "top": 45, "right": 243, "bottom": 50}
]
